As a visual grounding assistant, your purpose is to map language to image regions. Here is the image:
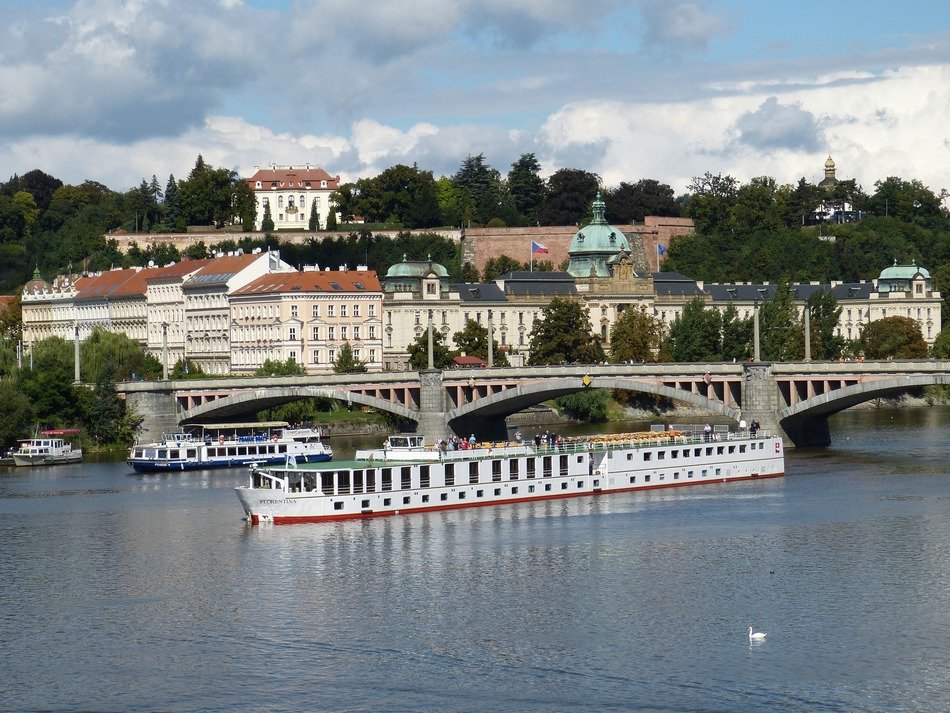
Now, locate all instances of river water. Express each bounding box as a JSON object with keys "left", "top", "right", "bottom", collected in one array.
[{"left": 0, "top": 408, "right": 947, "bottom": 712}]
